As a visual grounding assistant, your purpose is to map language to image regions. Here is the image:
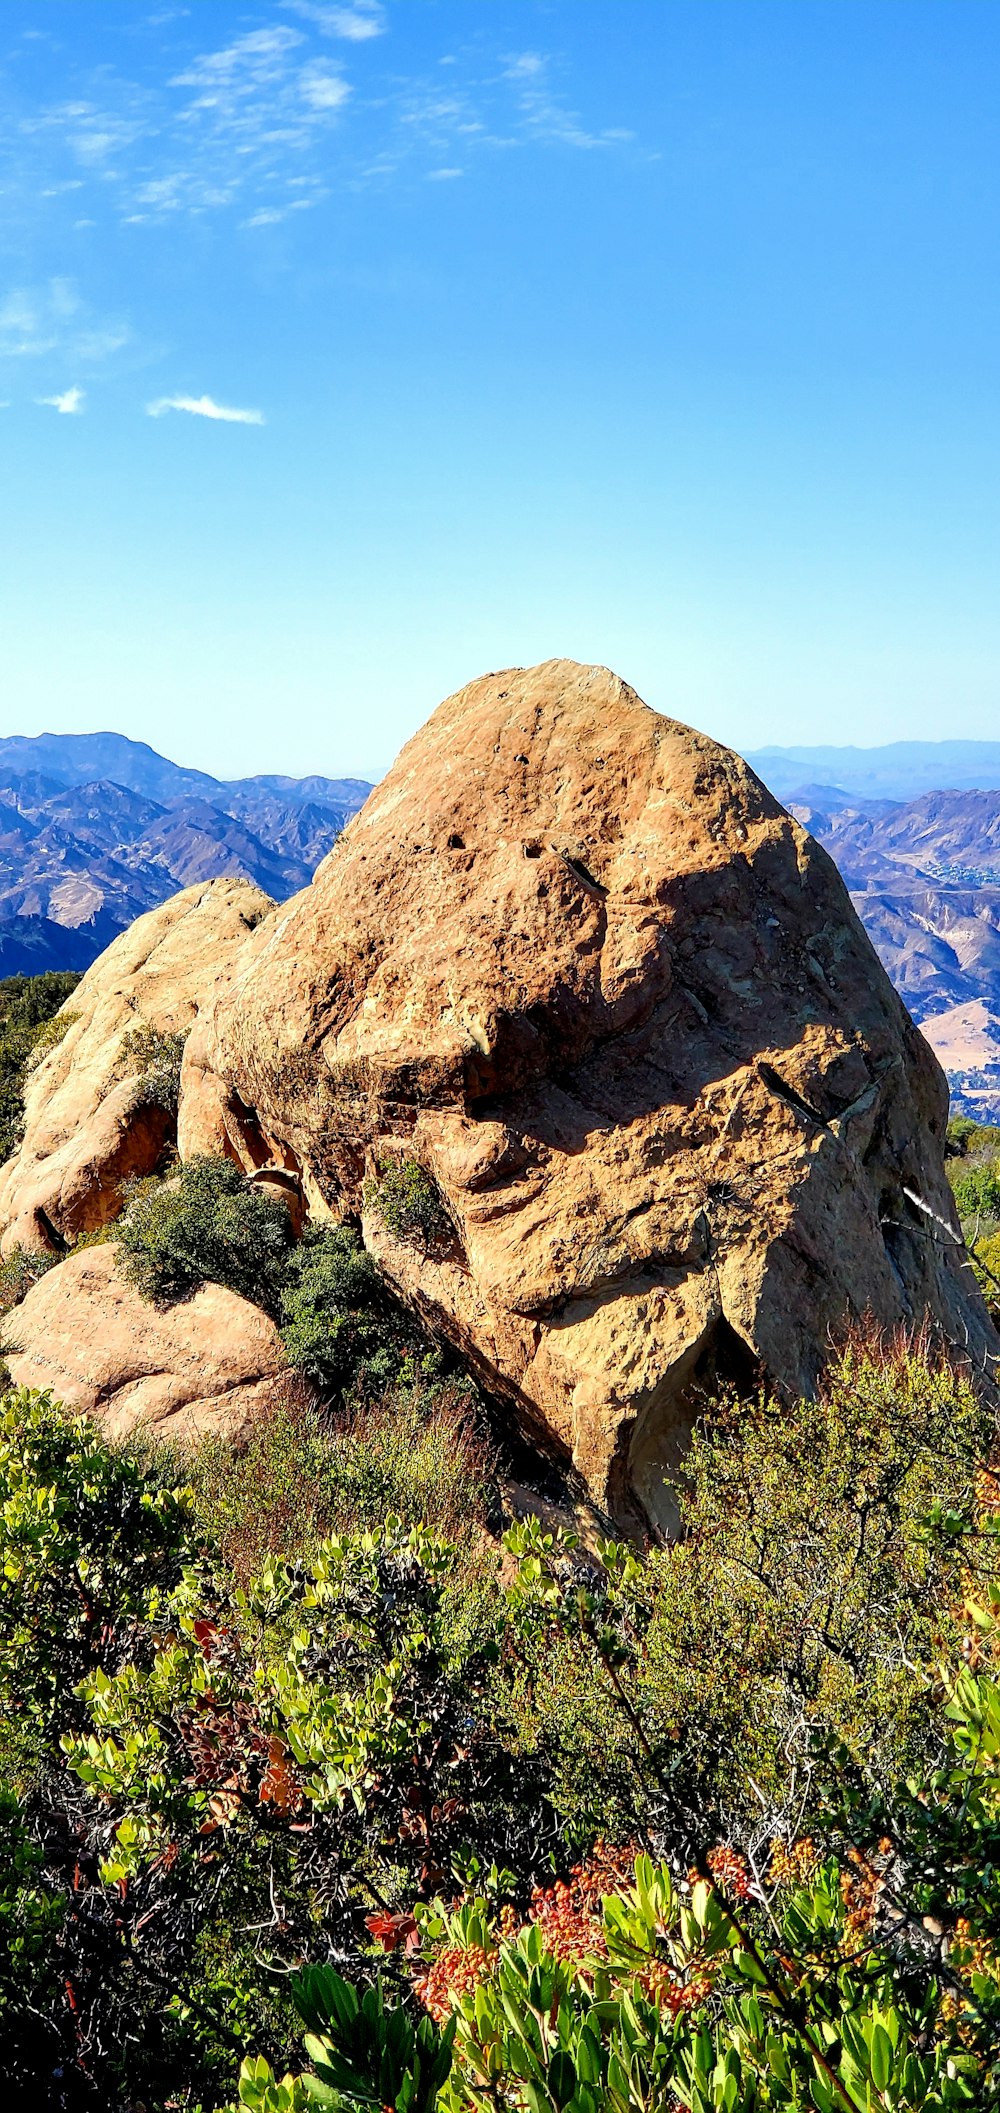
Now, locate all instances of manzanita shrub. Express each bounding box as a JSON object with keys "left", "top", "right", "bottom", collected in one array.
[
  {"left": 235, "top": 1585, "right": 1000, "bottom": 2111},
  {"left": 0, "top": 1335, "right": 996, "bottom": 2109}
]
